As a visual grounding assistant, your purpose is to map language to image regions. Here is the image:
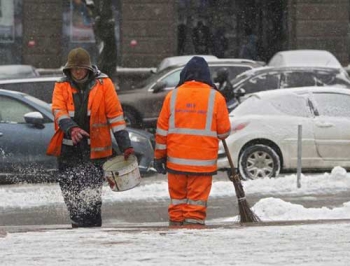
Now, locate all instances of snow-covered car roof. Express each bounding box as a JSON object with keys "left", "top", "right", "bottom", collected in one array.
[
  {"left": 156, "top": 55, "right": 218, "bottom": 72},
  {"left": 0, "top": 65, "right": 40, "bottom": 80},
  {"left": 232, "top": 65, "right": 348, "bottom": 83},
  {"left": 249, "top": 86, "right": 350, "bottom": 100},
  {"left": 268, "top": 50, "right": 342, "bottom": 68}
]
